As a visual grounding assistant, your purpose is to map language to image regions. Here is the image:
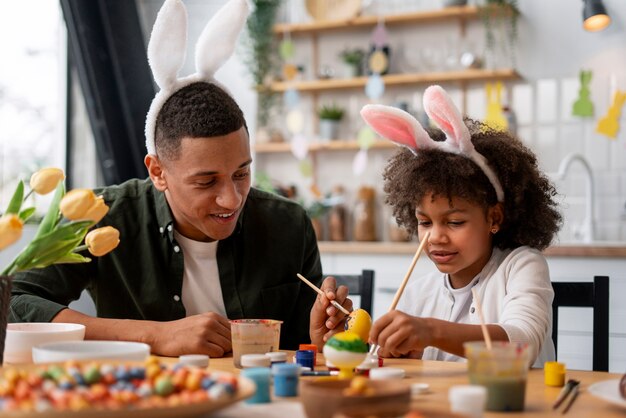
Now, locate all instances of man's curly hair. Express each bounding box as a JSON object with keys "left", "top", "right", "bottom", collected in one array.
[
  {"left": 383, "top": 120, "right": 562, "bottom": 250},
  {"left": 155, "top": 82, "right": 248, "bottom": 160}
]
